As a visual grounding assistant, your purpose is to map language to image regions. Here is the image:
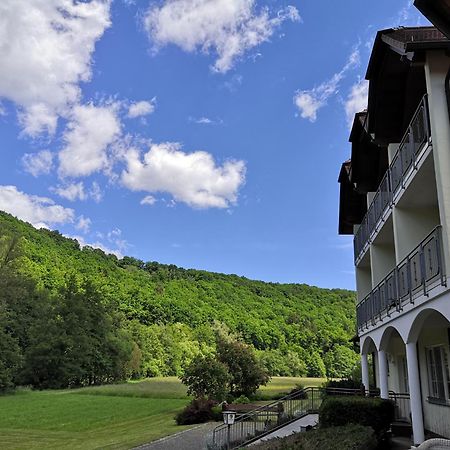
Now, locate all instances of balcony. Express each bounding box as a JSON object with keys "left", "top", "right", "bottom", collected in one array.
[
  {"left": 356, "top": 226, "right": 446, "bottom": 331},
  {"left": 354, "top": 95, "right": 431, "bottom": 263}
]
